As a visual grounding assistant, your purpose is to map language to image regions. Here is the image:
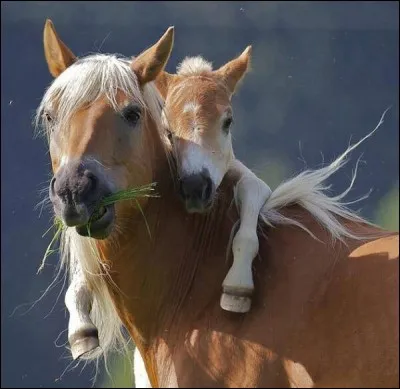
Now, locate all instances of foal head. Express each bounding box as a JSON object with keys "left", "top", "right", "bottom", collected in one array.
[
  {"left": 156, "top": 47, "right": 252, "bottom": 213},
  {"left": 37, "top": 20, "right": 173, "bottom": 239}
]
